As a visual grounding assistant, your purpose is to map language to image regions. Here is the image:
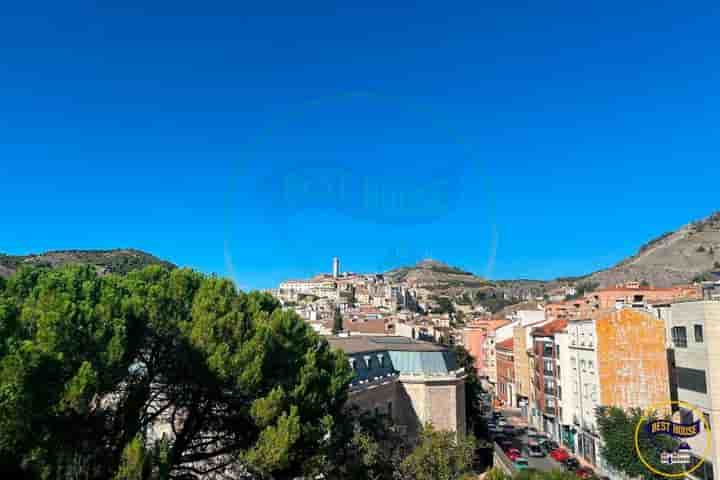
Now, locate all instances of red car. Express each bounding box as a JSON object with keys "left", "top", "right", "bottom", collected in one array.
[
  {"left": 507, "top": 449, "right": 522, "bottom": 461},
  {"left": 575, "top": 467, "right": 595, "bottom": 479},
  {"left": 550, "top": 448, "right": 570, "bottom": 462}
]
